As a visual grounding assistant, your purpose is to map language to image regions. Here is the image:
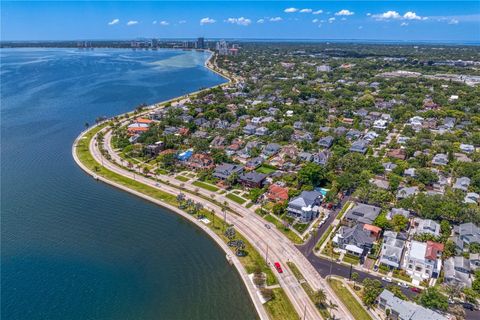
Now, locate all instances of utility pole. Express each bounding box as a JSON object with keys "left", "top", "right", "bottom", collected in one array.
[
  {"left": 349, "top": 263, "right": 353, "bottom": 280},
  {"left": 303, "top": 304, "right": 307, "bottom": 320}
]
